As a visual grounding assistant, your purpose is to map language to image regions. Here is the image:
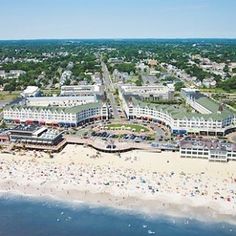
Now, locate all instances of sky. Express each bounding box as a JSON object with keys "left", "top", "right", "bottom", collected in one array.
[{"left": 0, "top": 0, "right": 235, "bottom": 39}]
